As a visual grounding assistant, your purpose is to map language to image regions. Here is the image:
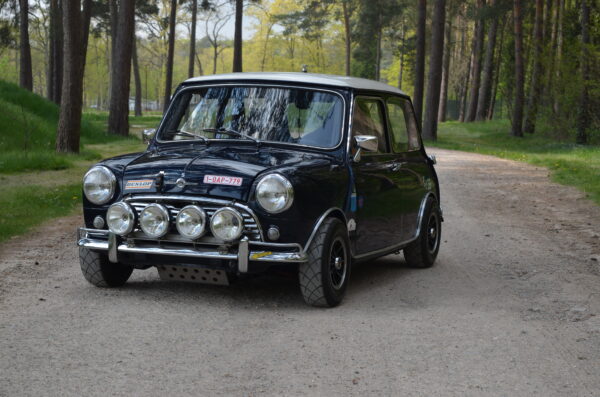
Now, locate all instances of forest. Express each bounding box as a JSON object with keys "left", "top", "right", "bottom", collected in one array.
[{"left": 0, "top": 0, "right": 598, "bottom": 152}]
